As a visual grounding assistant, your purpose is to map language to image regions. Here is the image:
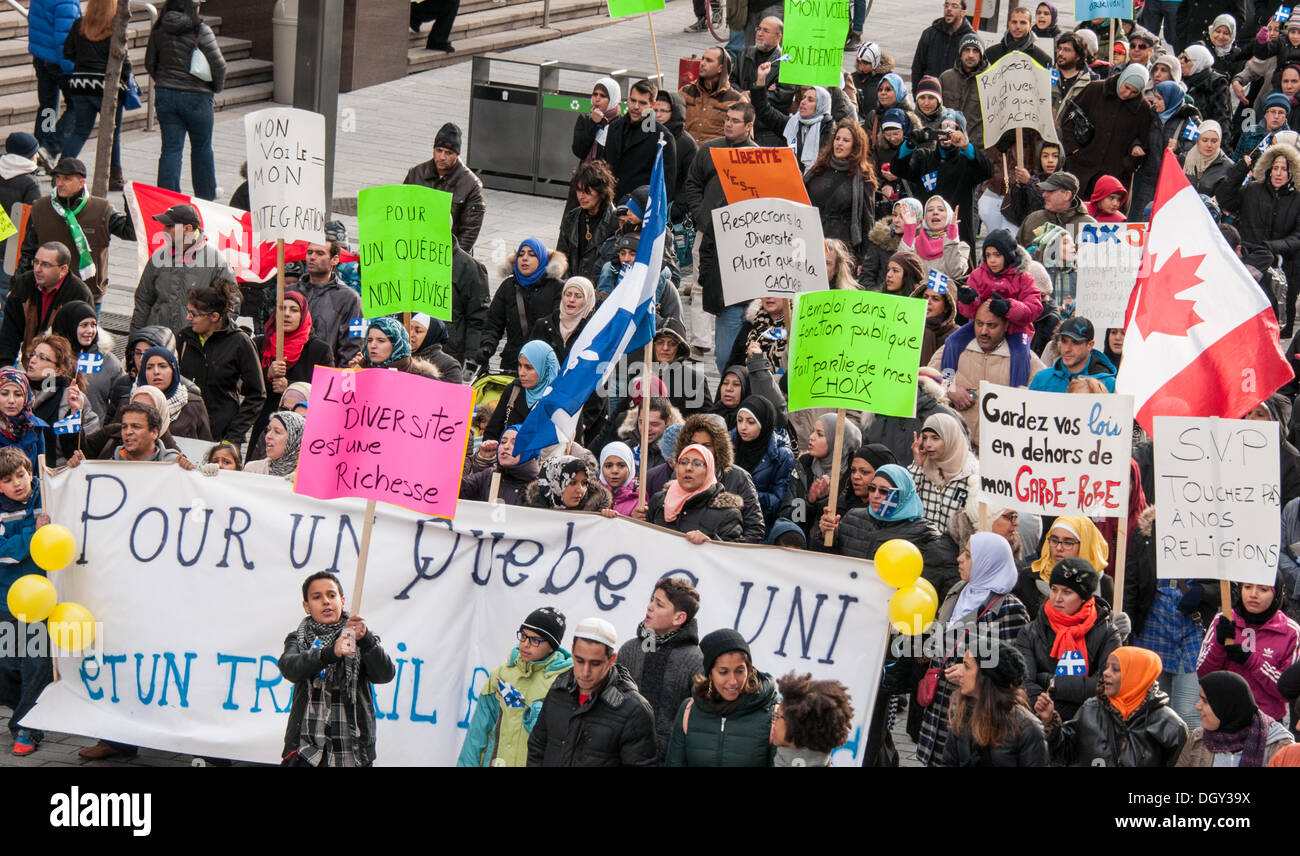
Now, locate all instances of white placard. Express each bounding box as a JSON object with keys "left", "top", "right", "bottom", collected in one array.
[
  {"left": 244, "top": 107, "right": 327, "bottom": 244},
  {"left": 1153, "top": 416, "right": 1281, "bottom": 585},
  {"left": 977, "top": 382, "right": 1133, "bottom": 517},
  {"left": 712, "top": 197, "right": 828, "bottom": 305},
  {"left": 976, "top": 51, "right": 1060, "bottom": 147},
  {"left": 1075, "top": 221, "right": 1146, "bottom": 330},
  {"left": 28, "top": 463, "right": 890, "bottom": 766}
]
